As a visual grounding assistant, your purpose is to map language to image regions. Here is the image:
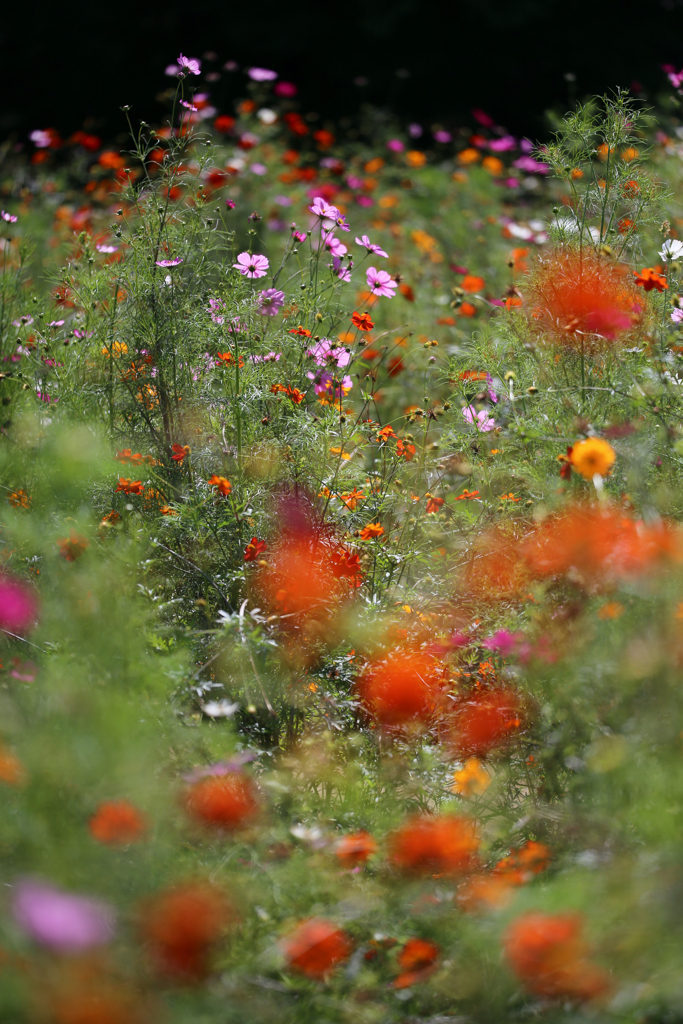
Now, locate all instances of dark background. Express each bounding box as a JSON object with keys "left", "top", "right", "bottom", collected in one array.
[{"left": 2, "top": 0, "right": 683, "bottom": 143}]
